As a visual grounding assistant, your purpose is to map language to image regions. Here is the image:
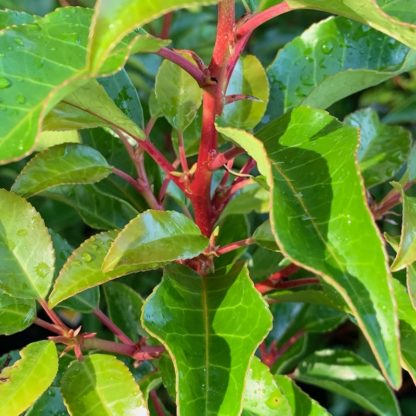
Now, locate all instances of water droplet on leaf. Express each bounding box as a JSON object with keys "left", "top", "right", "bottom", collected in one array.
[
  {"left": 0, "top": 77, "right": 11, "bottom": 89},
  {"left": 35, "top": 262, "right": 50, "bottom": 279}
]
